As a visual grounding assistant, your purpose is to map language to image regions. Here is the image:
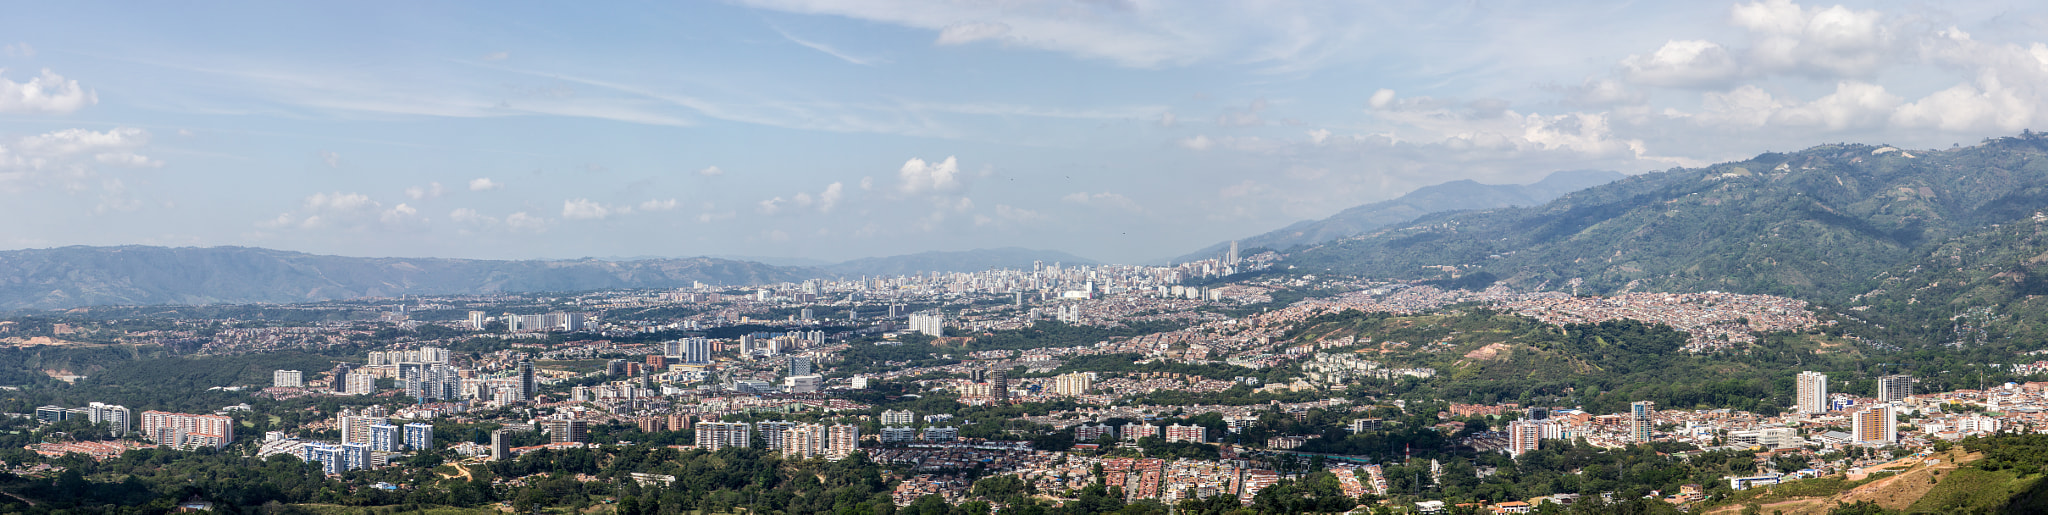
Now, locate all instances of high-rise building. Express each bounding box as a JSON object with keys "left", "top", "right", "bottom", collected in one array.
[
  {"left": 788, "top": 357, "right": 813, "bottom": 377},
  {"left": 1226, "top": 240, "right": 1241, "bottom": 266},
  {"left": 546, "top": 419, "right": 589, "bottom": 444},
  {"left": 1164, "top": 424, "right": 1206, "bottom": 443},
  {"left": 1852, "top": 404, "right": 1897, "bottom": 445},
  {"left": 273, "top": 370, "right": 303, "bottom": 388},
  {"left": 344, "top": 372, "right": 378, "bottom": 396},
  {"left": 469, "top": 311, "right": 488, "bottom": 330},
  {"left": 1629, "top": 401, "right": 1654, "bottom": 443},
  {"left": 1053, "top": 372, "right": 1094, "bottom": 396},
  {"left": 881, "top": 410, "right": 916, "bottom": 426},
  {"left": 341, "top": 442, "right": 372, "bottom": 471},
  {"left": 827, "top": 424, "right": 859, "bottom": 458},
  {"left": 86, "top": 402, "right": 130, "bottom": 437},
  {"left": 518, "top": 359, "right": 537, "bottom": 402},
  {"left": 908, "top": 311, "right": 944, "bottom": 337},
  {"left": 695, "top": 422, "right": 751, "bottom": 450},
  {"left": 1507, "top": 420, "right": 1542, "bottom": 457},
  {"left": 1796, "top": 371, "right": 1829, "bottom": 414},
  {"left": 1877, "top": 374, "right": 1913, "bottom": 403},
  {"left": 368, "top": 423, "right": 402, "bottom": 452},
  {"left": 986, "top": 369, "right": 1008, "bottom": 402},
  {"left": 403, "top": 423, "right": 434, "bottom": 451},
  {"left": 140, "top": 411, "right": 234, "bottom": 450},
  {"left": 490, "top": 429, "right": 510, "bottom": 461}
]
